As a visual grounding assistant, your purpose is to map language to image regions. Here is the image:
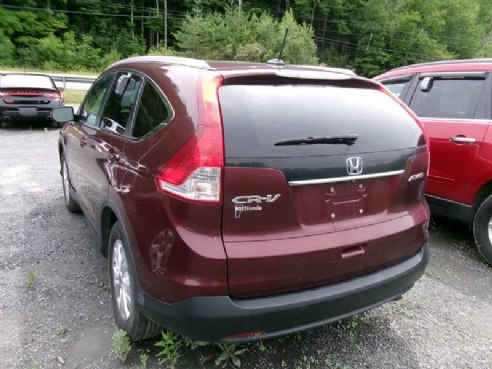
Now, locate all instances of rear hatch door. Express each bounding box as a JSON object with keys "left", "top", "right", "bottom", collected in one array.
[{"left": 219, "top": 72, "right": 428, "bottom": 297}]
